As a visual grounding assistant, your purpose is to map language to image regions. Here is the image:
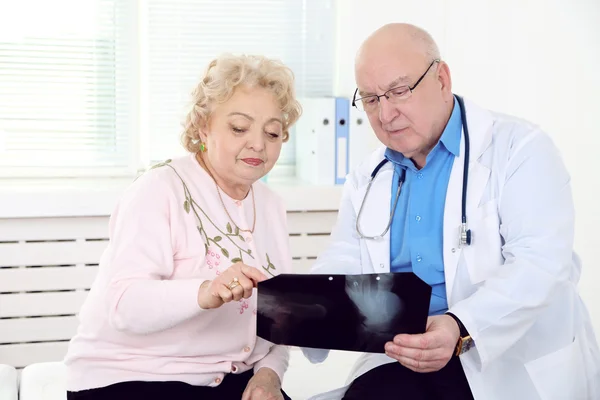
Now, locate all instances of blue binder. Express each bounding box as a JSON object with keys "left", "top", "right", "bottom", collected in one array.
[{"left": 334, "top": 97, "right": 350, "bottom": 184}]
